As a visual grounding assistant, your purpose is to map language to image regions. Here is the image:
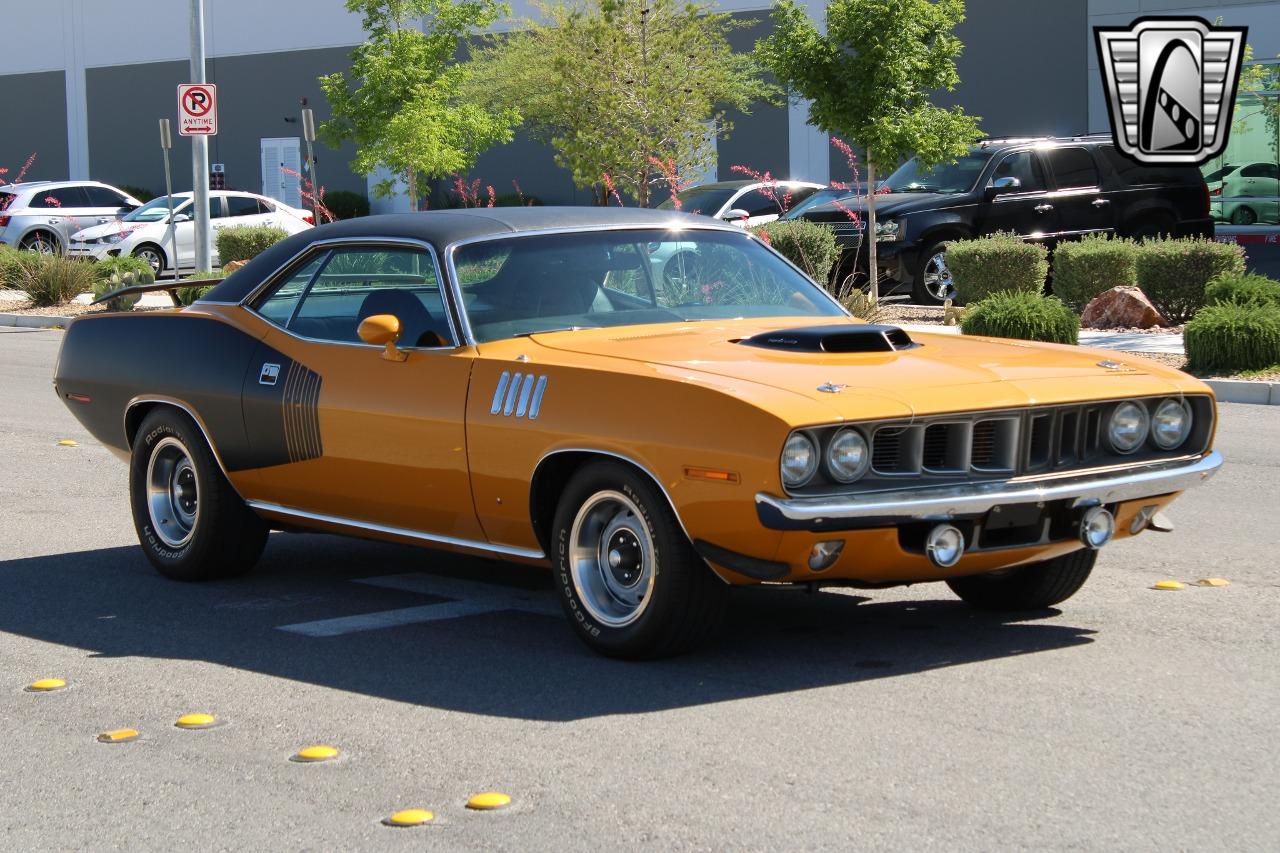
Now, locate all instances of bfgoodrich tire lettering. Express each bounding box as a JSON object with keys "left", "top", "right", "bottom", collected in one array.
[
  {"left": 129, "top": 408, "right": 267, "bottom": 581},
  {"left": 945, "top": 548, "right": 1097, "bottom": 611},
  {"left": 552, "top": 460, "right": 727, "bottom": 659}
]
